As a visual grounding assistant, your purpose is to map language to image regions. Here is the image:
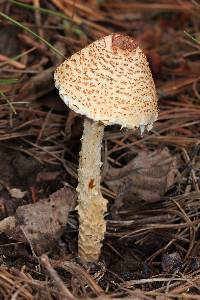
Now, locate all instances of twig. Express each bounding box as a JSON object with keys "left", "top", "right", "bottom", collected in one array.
[
  {"left": 40, "top": 254, "right": 77, "bottom": 300},
  {"left": 0, "top": 54, "right": 25, "bottom": 69},
  {"left": 33, "top": 0, "right": 44, "bottom": 38}
]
